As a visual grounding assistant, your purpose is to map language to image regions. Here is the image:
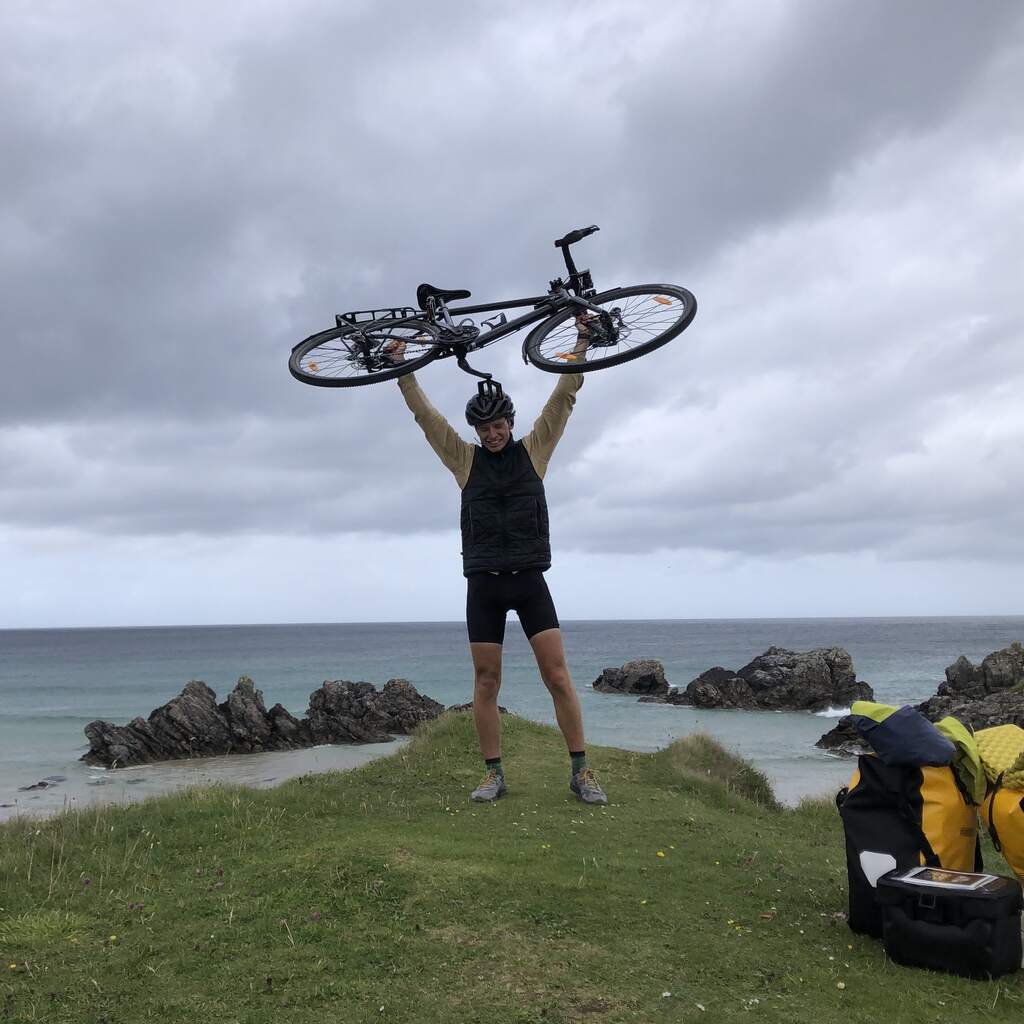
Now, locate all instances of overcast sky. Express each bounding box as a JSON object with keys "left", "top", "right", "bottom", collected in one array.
[{"left": 2, "top": 0, "right": 1023, "bottom": 627}]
